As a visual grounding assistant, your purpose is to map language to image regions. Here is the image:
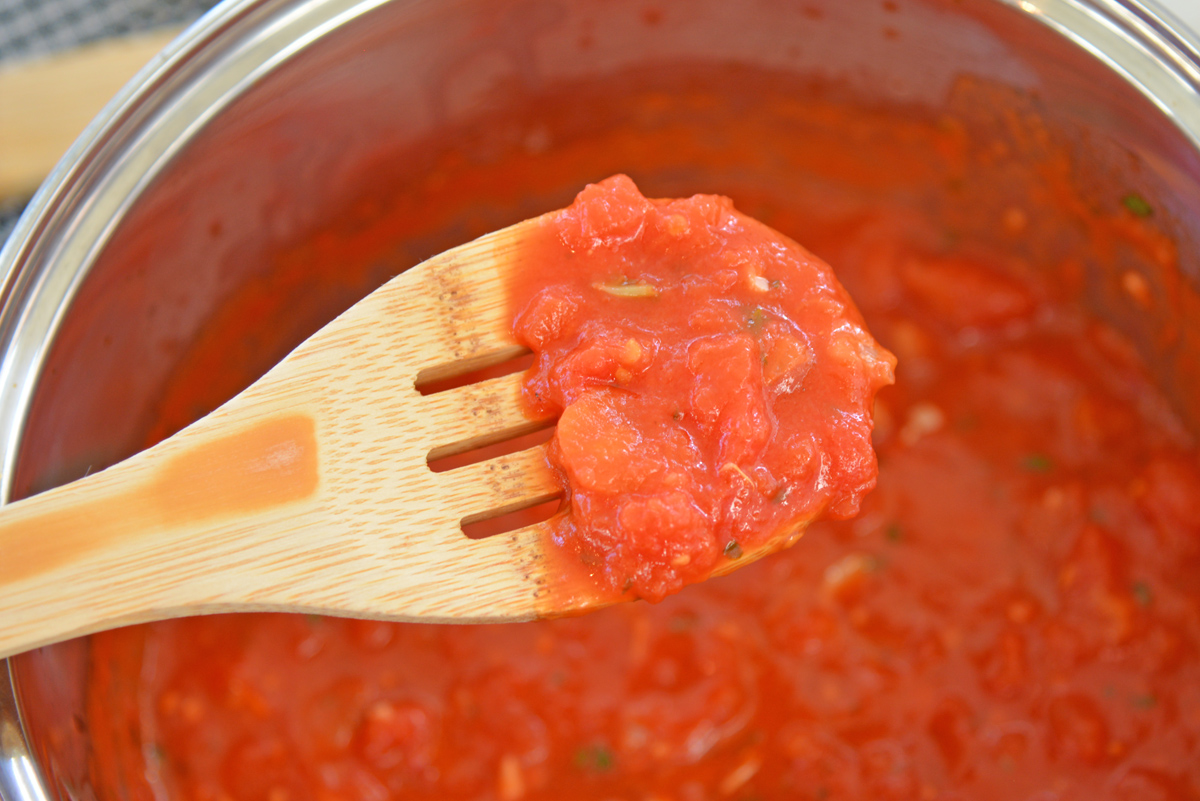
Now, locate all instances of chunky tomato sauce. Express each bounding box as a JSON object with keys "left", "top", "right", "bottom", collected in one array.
[
  {"left": 515, "top": 176, "right": 894, "bottom": 601},
  {"left": 78, "top": 67, "right": 1200, "bottom": 800}
]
